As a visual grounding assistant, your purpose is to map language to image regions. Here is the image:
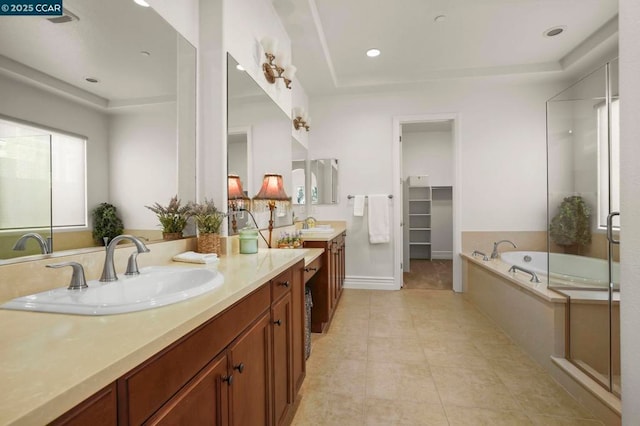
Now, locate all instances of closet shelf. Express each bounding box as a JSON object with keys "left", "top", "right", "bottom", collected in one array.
[
  {"left": 410, "top": 242, "right": 431, "bottom": 246},
  {"left": 409, "top": 213, "right": 431, "bottom": 216},
  {"left": 409, "top": 227, "right": 431, "bottom": 231},
  {"left": 409, "top": 198, "right": 431, "bottom": 202}
]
